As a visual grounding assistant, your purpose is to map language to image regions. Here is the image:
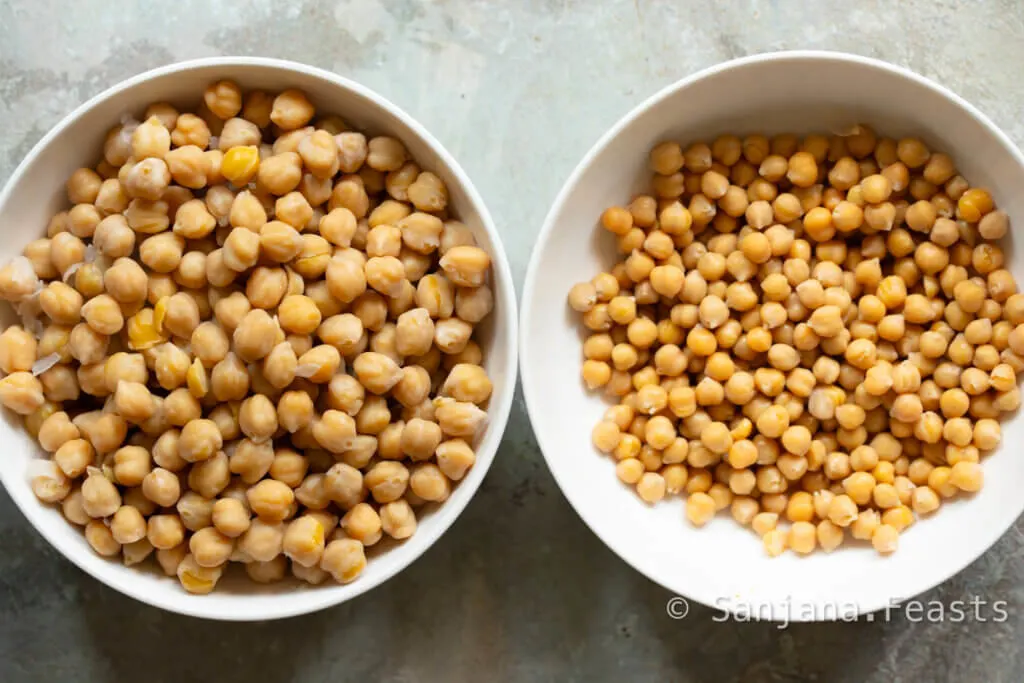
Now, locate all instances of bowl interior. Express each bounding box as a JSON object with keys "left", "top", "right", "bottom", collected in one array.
[
  {"left": 522, "top": 52, "right": 1024, "bottom": 619},
  {"left": 0, "top": 58, "right": 517, "bottom": 620}
]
